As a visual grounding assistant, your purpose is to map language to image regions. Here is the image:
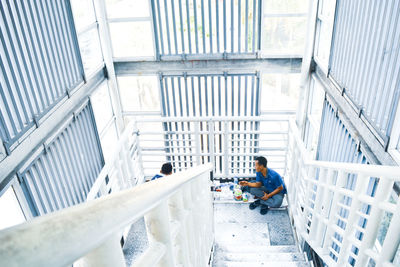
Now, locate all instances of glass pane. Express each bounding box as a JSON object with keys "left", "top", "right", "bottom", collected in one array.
[
  {"left": 262, "top": 17, "right": 307, "bottom": 55},
  {"left": 105, "top": 0, "right": 150, "bottom": 18},
  {"left": 0, "top": 186, "right": 25, "bottom": 230},
  {"left": 70, "top": 0, "right": 96, "bottom": 32},
  {"left": 315, "top": 20, "right": 331, "bottom": 66},
  {"left": 117, "top": 76, "right": 160, "bottom": 112},
  {"left": 78, "top": 28, "right": 104, "bottom": 74},
  {"left": 100, "top": 121, "right": 118, "bottom": 162},
  {"left": 308, "top": 78, "right": 325, "bottom": 124},
  {"left": 264, "top": 0, "right": 309, "bottom": 14},
  {"left": 91, "top": 82, "right": 114, "bottom": 133},
  {"left": 109, "top": 22, "right": 154, "bottom": 58},
  {"left": 261, "top": 73, "right": 301, "bottom": 111}
]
